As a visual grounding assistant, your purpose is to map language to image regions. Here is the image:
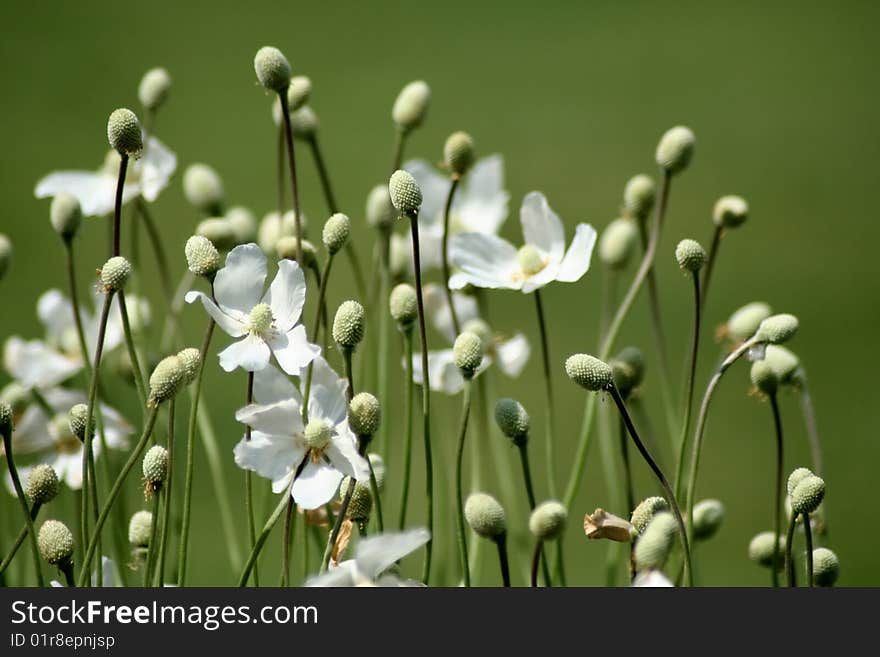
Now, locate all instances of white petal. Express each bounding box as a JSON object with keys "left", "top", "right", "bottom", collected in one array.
[
  {"left": 305, "top": 561, "right": 359, "bottom": 587},
  {"left": 34, "top": 171, "right": 134, "bottom": 217},
  {"left": 253, "top": 364, "right": 299, "bottom": 404},
  {"left": 495, "top": 333, "right": 530, "bottom": 378},
  {"left": 96, "top": 402, "right": 133, "bottom": 450},
  {"left": 214, "top": 244, "right": 267, "bottom": 316},
  {"left": 556, "top": 223, "right": 598, "bottom": 283},
  {"left": 326, "top": 428, "right": 369, "bottom": 480},
  {"left": 184, "top": 291, "right": 247, "bottom": 337},
  {"left": 423, "top": 284, "right": 479, "bottom": 343},
  {"left": 235, "top": 398, "right": 304, "bottom": 436},
  {"left": 234, "top": 430, "right": 304, "bottom": 486},
  {"left": 521, "top": 261, "right": 561, "bottom": 294},
  {"left": 36, "top": 290, "right": 75, "bottom": 344},
  {"left": 457, "top": 155, "right": 509, "bottom": 235},
  {"left": 448, "top": 232, "right": 520, "bottom": 290},
  {"left": 521, "top": 191, "right": 565, "bottom": 261},
  {"left": 404, "top": 159, "right": 449, "bottom": 224},
  {"left": 53, "top": 452, "right": 84, "bottom": 490},
  {"left": 355, "top": 528, "right": 431, "bottom": 579},
  {"left": 138, "top": 136, "right": 176, "bottom": 202},
  {"left": 412, "top": 349, "right": 465, "bottom": 395},
  {"left": 633, "top": 570, "right": 674, "bottom": 587},
  {"left": 262, "top": 259, "right": 306, "bottom": 332},
  {"left": 291, "top": 460, "right": 343, "bottom": 510},
  {"left": 304, "top": 356, "right": 348, "bottom": 424},
  {"left": 4, "top": 337, "right": 81, "bottom": 390},
  {"left": 95, "top": 557, "right": 120, "bottom": 587},
  {"left": 268, "top": 325, "right": 320, "bottom": 377},
  {"left": 218, "top": 334, "right": 271, "bottom": 372}
]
